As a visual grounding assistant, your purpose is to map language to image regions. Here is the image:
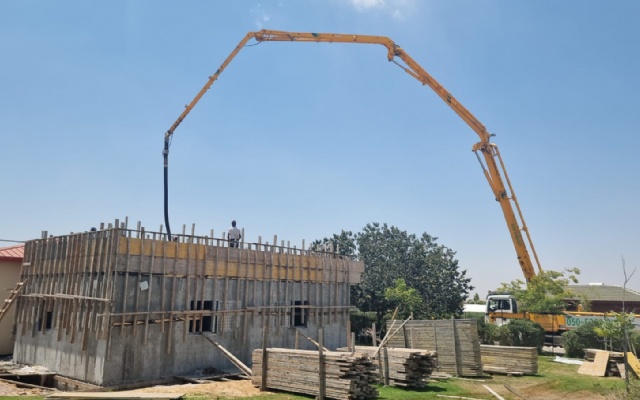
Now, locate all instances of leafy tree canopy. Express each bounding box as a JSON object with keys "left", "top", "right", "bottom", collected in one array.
[
  {"left": 594, "top": 312, "right": 636, "bottom": 352},
  {"left": 384, "top": 279, "right": 425, "bottom": 319},
  {"left": 312, "top": 222, "right": 473, "bottom": 326},
  {"left": 494, "top": 268, "right": 580, "bottom": 313}
]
